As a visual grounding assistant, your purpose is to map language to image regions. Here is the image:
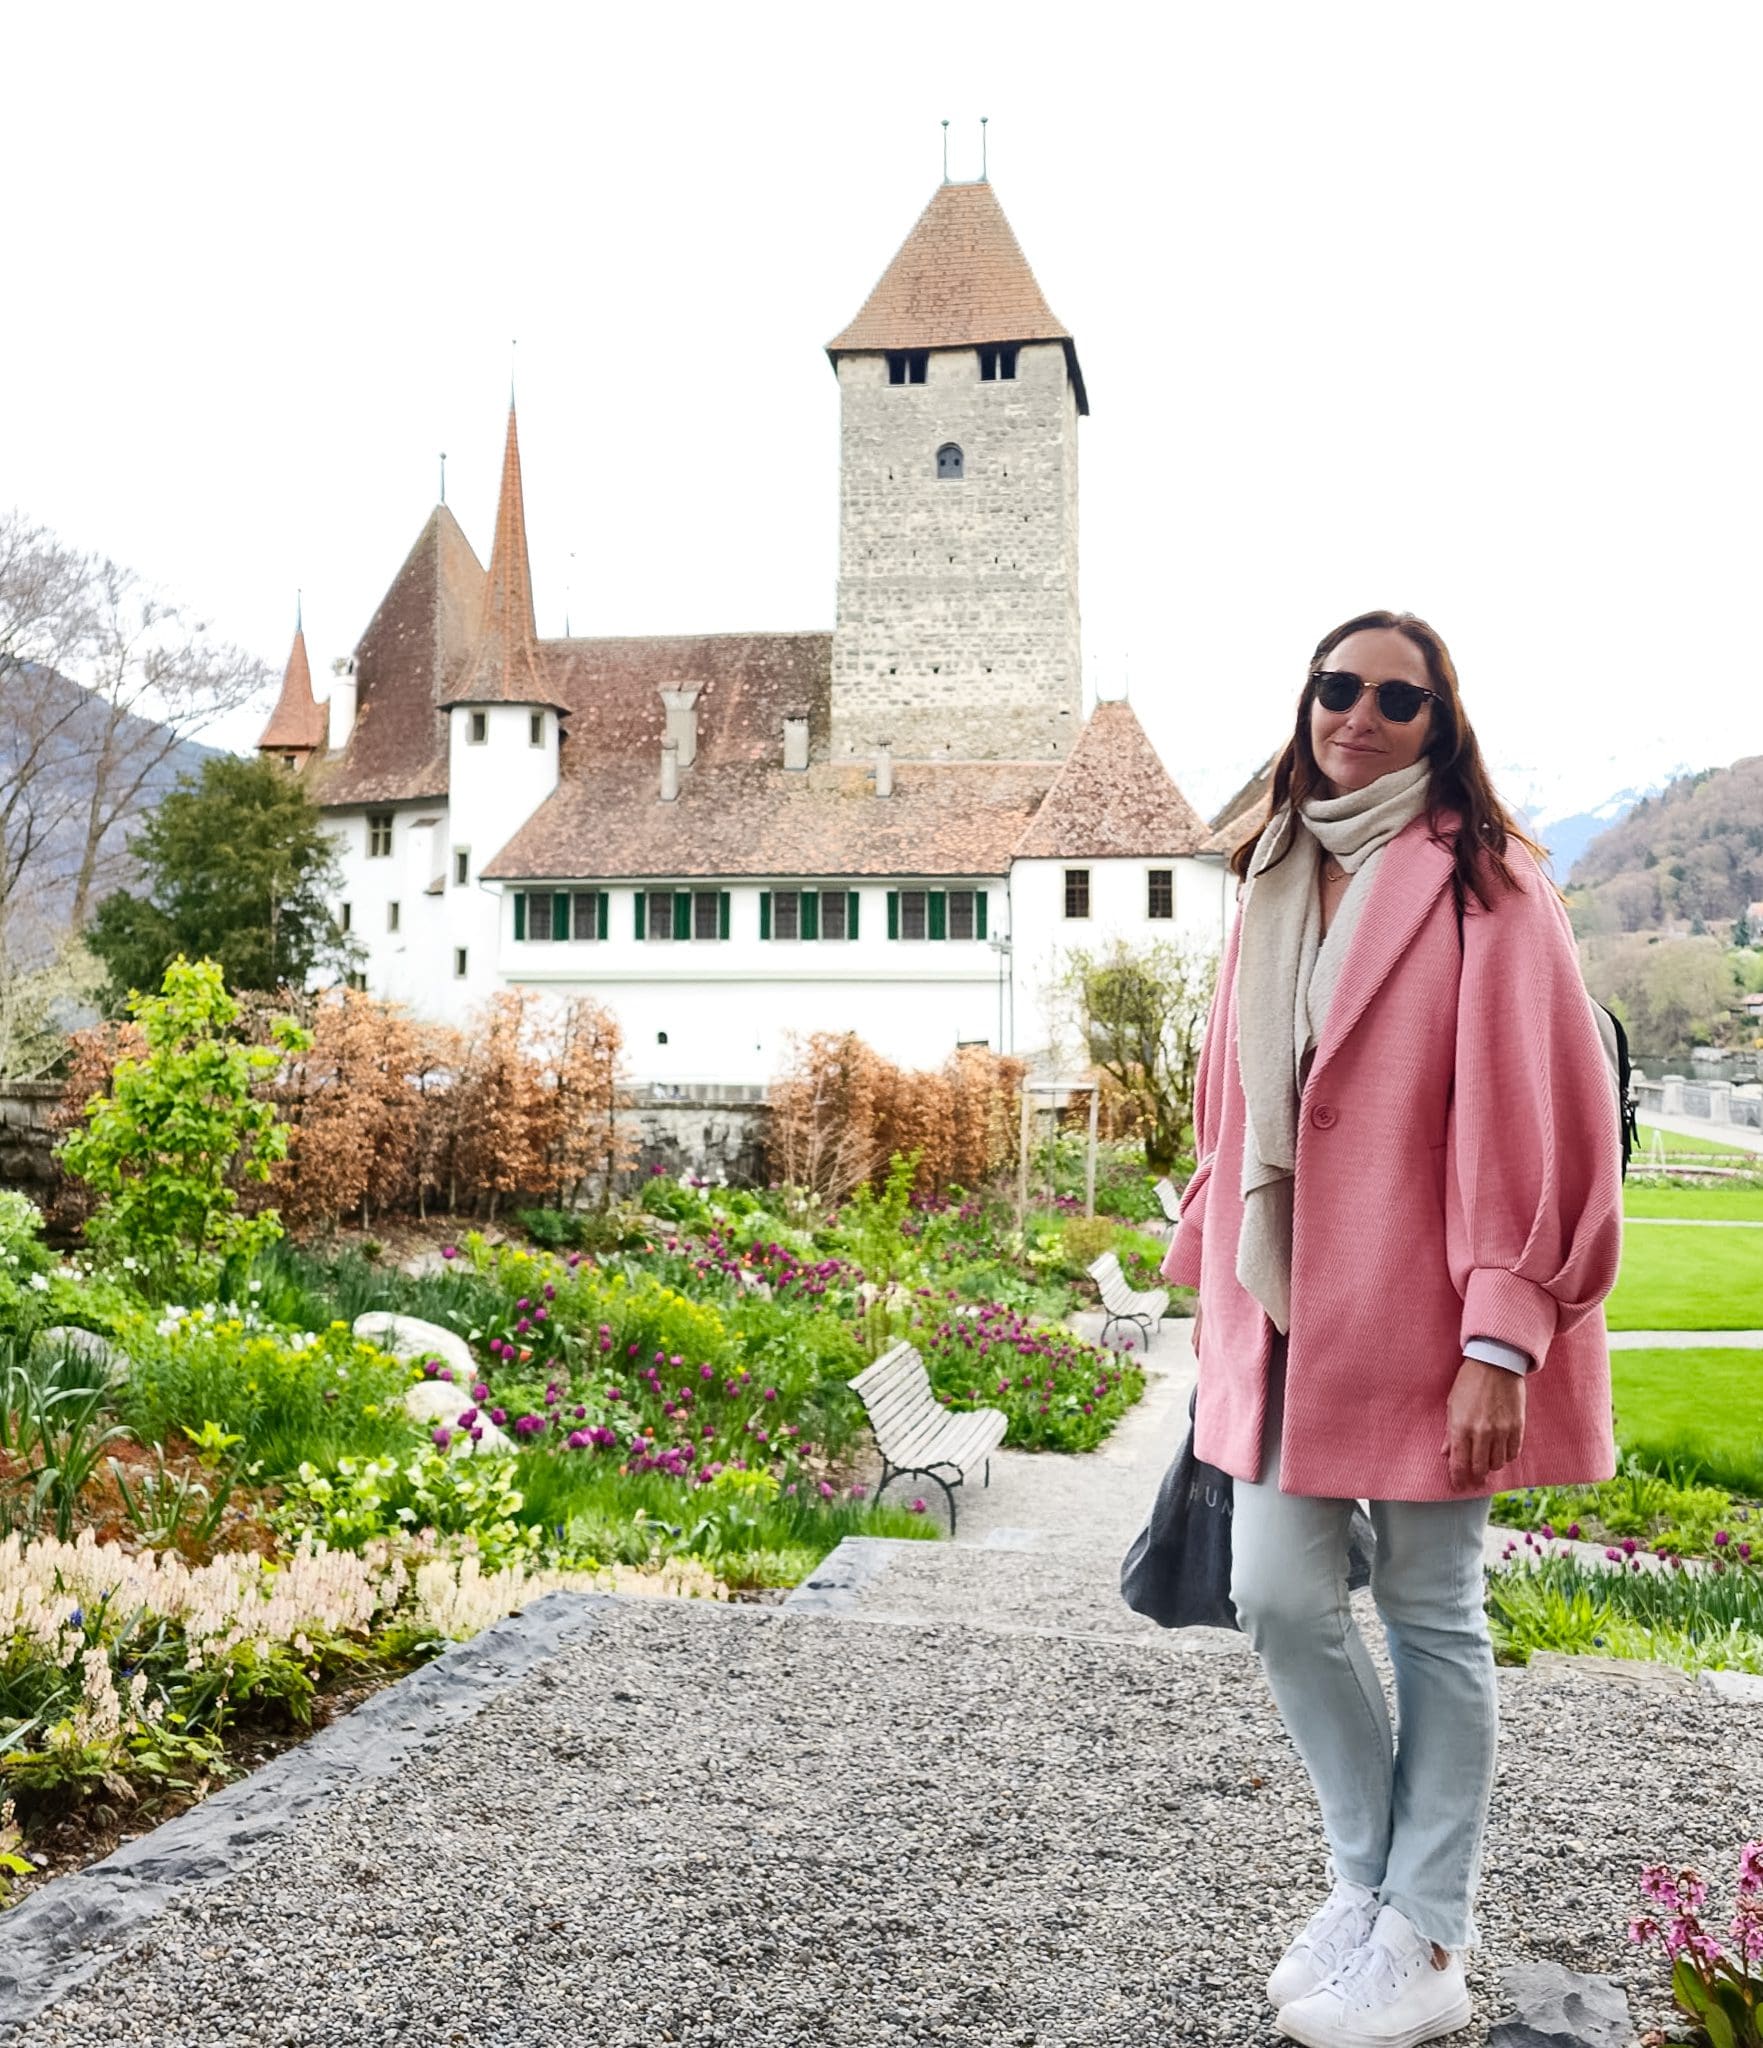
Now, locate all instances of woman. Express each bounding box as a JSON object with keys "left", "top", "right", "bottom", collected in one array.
[{"left": 1160, "top": 610, "right": 1622, "bottom": 2048}]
